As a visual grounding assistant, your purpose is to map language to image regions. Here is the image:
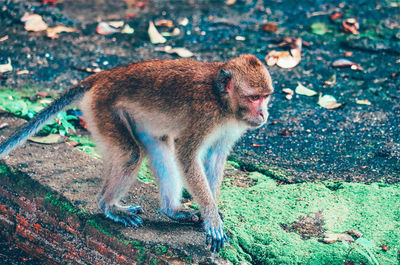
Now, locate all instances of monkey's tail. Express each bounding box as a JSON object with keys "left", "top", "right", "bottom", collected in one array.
[{"left": 0, "top": 84, "right": 89, "bottom": 158}]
